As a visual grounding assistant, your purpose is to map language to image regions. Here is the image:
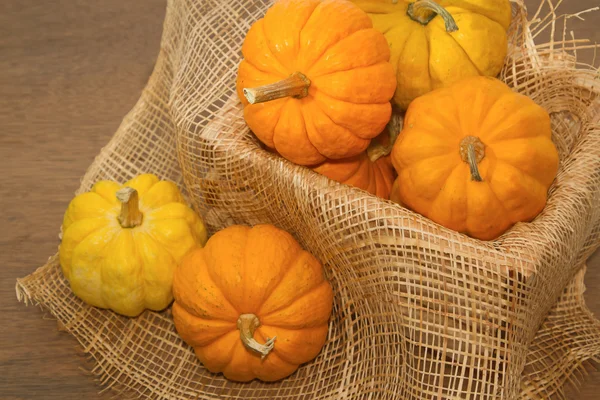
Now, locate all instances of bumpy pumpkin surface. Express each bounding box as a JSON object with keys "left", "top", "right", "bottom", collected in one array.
[
  {"left": 391, "top": 76, "right": 559, "bottom": 240},
  {"left": 353, "top": 0, "right": 511, "bottom": 109},
  {"left": 236, "top": 0, "right": 397, "bottom": 166},
  {"left": 172, "top": 224, "right": 334, "bottom": 382},
  {"left": 59, "top": 174, "right": 208, "bottom": 317},
  {"left": 313, "top": 153, "right": 394, "bottom": 199}
]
